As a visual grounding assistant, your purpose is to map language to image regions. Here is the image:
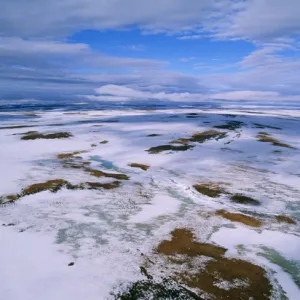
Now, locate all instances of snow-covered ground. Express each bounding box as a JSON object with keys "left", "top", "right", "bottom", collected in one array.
[{"left": 0, "top": 108, "right": 300, "bottom": 299}]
